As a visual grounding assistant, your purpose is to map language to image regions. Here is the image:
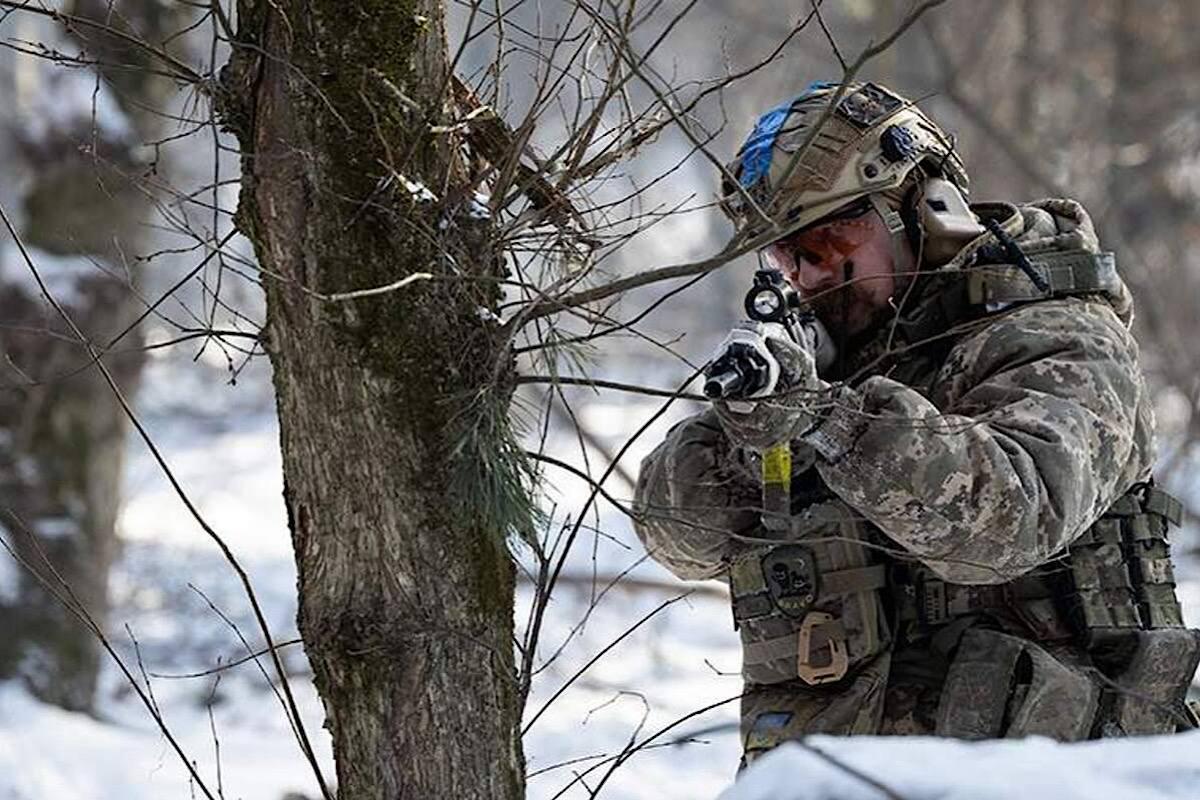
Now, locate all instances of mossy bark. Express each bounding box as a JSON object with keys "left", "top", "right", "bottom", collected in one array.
[{"left": 224, "top": 2, "right": 524, "bottom": 797}]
